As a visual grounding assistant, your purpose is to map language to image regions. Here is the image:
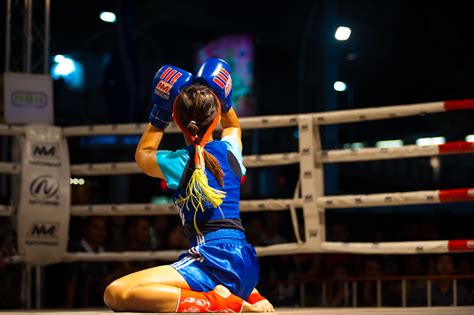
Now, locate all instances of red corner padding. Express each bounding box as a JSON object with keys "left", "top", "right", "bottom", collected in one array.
[
  {"left": 438, "top": 188, "right": 474, "bottom": 202},
  {"left": 443, "top": 99, "right": 474, "bottom": 111},
  {"left": 439, "top": 141, "right": 474, "bottom": 154},
  {"left": 448, "top": 240, "right": 474, "bottom": 252}
]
